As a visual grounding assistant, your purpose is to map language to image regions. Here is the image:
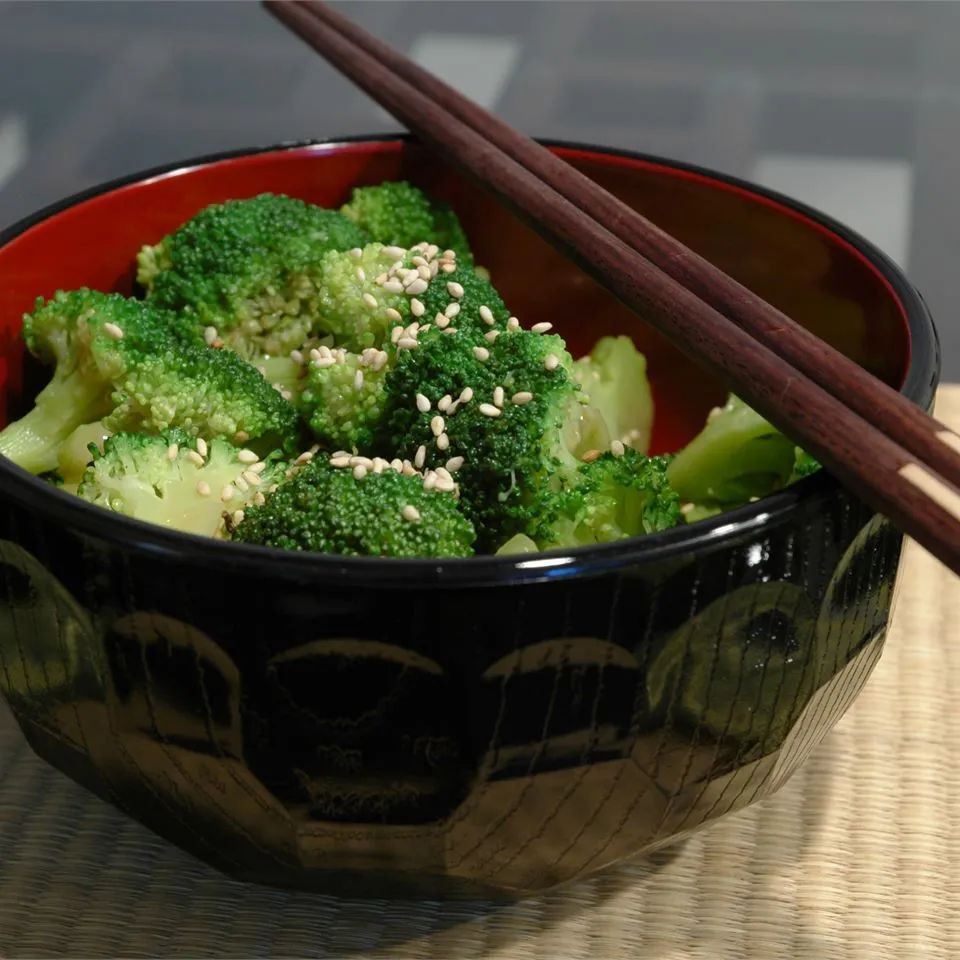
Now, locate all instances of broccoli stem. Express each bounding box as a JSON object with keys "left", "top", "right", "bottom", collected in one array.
[{"left": 0, "top": 373, "right": 111, "bottom": 474}]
